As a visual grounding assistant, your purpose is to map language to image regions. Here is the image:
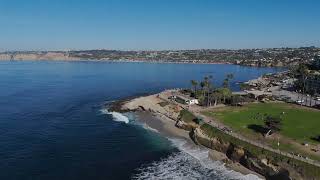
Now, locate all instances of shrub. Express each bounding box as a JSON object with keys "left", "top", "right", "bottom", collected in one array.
[{"left": 179, "top": 109, "right": 196, "bottom": 123}]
